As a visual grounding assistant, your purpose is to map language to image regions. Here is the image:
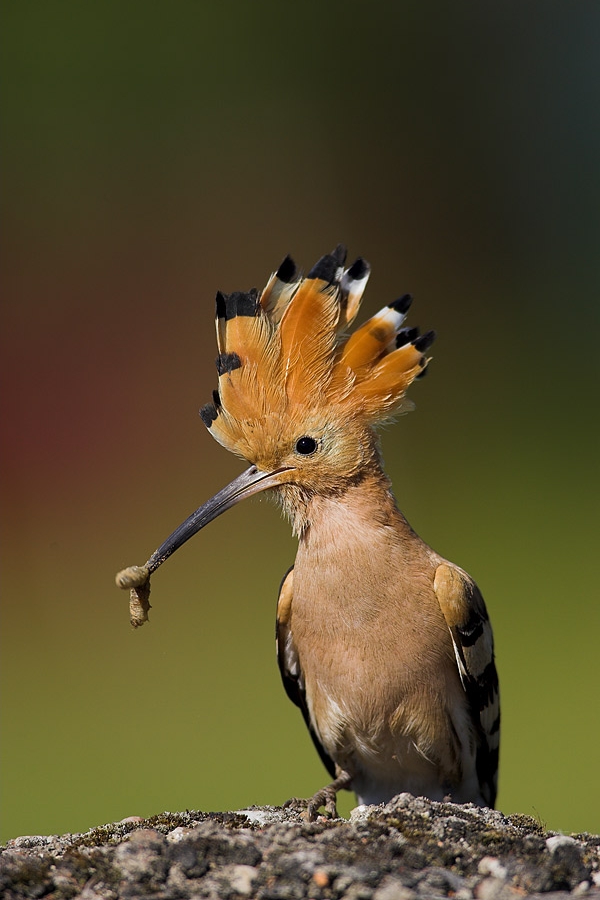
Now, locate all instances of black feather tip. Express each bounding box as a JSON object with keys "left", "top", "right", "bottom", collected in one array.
[
  {"left": 396, "top": 326, "right": 419, "bottom": 348},
  {"left": 216, "top": 352, "right": 242, "bottom": 376},
  {"left": 276, "top": 254, "right": 297, "bottom": 283},
  {"left": 332, "top": 244, "right": 347, "bottom": 267},
  {"left": 308, "top": 253, "right": 339, "bottom": 284},
  {"left": 215, "top": 289, "right": 259, "bottom": 320},
  {"left": 215, "top": 290, "right": 227, "bottom": 319},
  {"left": 346, "top": 257, "right": 369, "bottom": 281},
  {"left": 389, "top": 293, "right": 413, "bottom": 316},
  {"left": 413, "top": 329, "right": 436, "bottom": 353},
  {"left": 200, "top": 403, "right": 218, "bottom": 427}
]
